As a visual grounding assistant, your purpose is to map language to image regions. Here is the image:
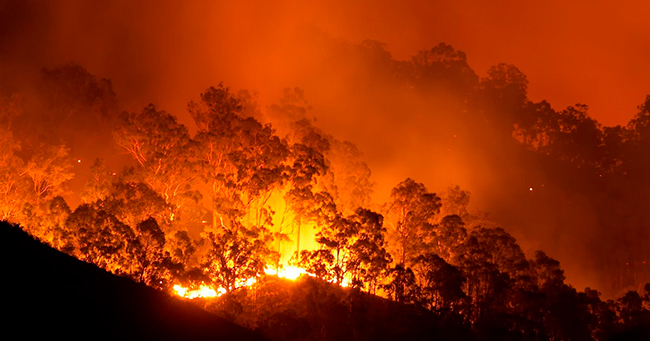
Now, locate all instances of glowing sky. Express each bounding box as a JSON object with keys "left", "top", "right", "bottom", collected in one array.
[
  {"left": 302, "top": 0, "right": 649, "bottom": 127},
  {"left": 3, "top": 0, "right": 647, "bottom": 126}
]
